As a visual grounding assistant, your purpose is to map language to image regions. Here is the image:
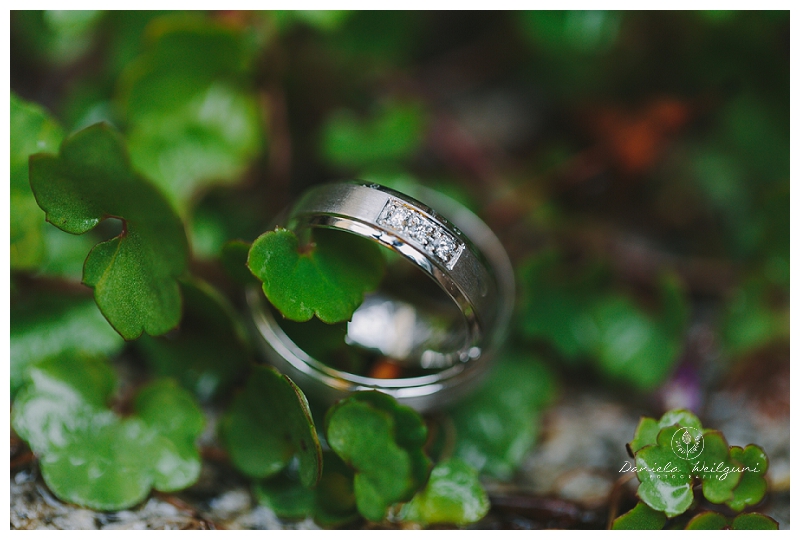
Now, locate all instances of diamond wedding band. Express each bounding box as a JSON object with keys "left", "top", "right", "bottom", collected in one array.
[{"left": 248, "top": 181, "right": 514, "bottom": 412}]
